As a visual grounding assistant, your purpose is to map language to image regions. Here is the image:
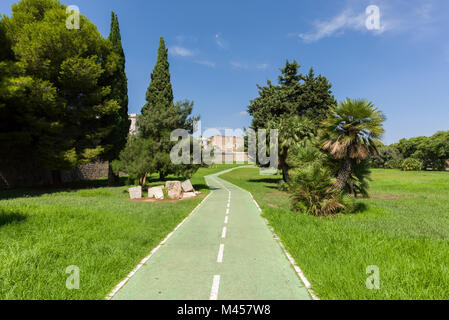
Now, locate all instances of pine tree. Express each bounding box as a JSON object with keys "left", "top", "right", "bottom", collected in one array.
[
  {"left": 104, "top": 11, "right": 130, "bottom": 186},
  {"left": 138, "top": 37, "right": 198, "bottom": 180},
  {"left": 247, "top": 60, "right": 337, "bottom": 182},
  {"left": 139, "top": 37, "right": 174, "bottom": 180},
  {"left": 0, "top": 0, "right": 121, "bottom": 186},
  {"left": 143, "top": 37, "right": 173, "bottom": 114}
]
